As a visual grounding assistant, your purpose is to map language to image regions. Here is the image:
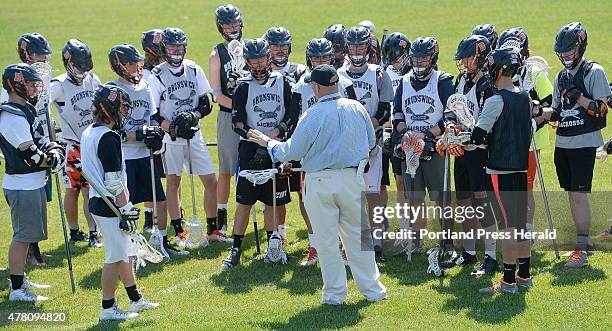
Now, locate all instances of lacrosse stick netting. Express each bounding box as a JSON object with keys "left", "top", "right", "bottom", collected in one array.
[
  {"left": 228, "top": 40, "right": 246, "bottom": 75},
  {"left": 404, "top": 139, "right": 425, "bottom": 177},
  {"left": 519, "top": 56, "right": 550, "bottom": 92}
]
